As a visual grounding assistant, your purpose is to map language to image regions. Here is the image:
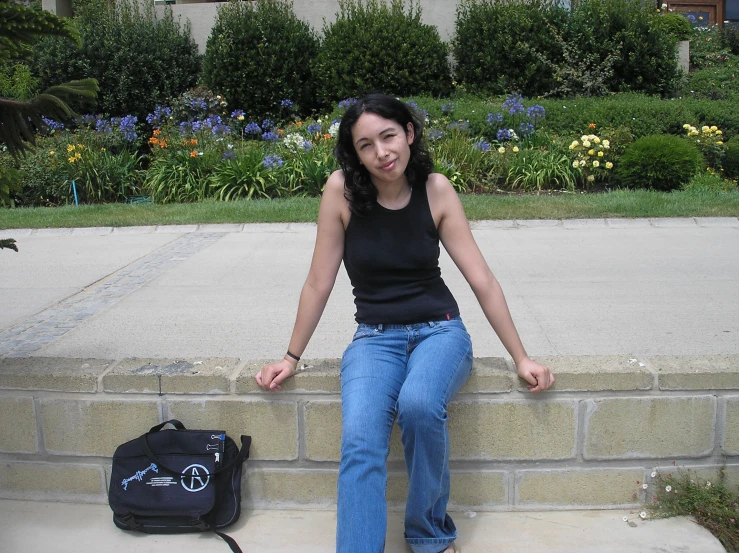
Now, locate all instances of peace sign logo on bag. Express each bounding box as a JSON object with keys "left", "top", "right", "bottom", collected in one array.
[{"left": 180, "top": 464, "right": 210, "bottom": 492}]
